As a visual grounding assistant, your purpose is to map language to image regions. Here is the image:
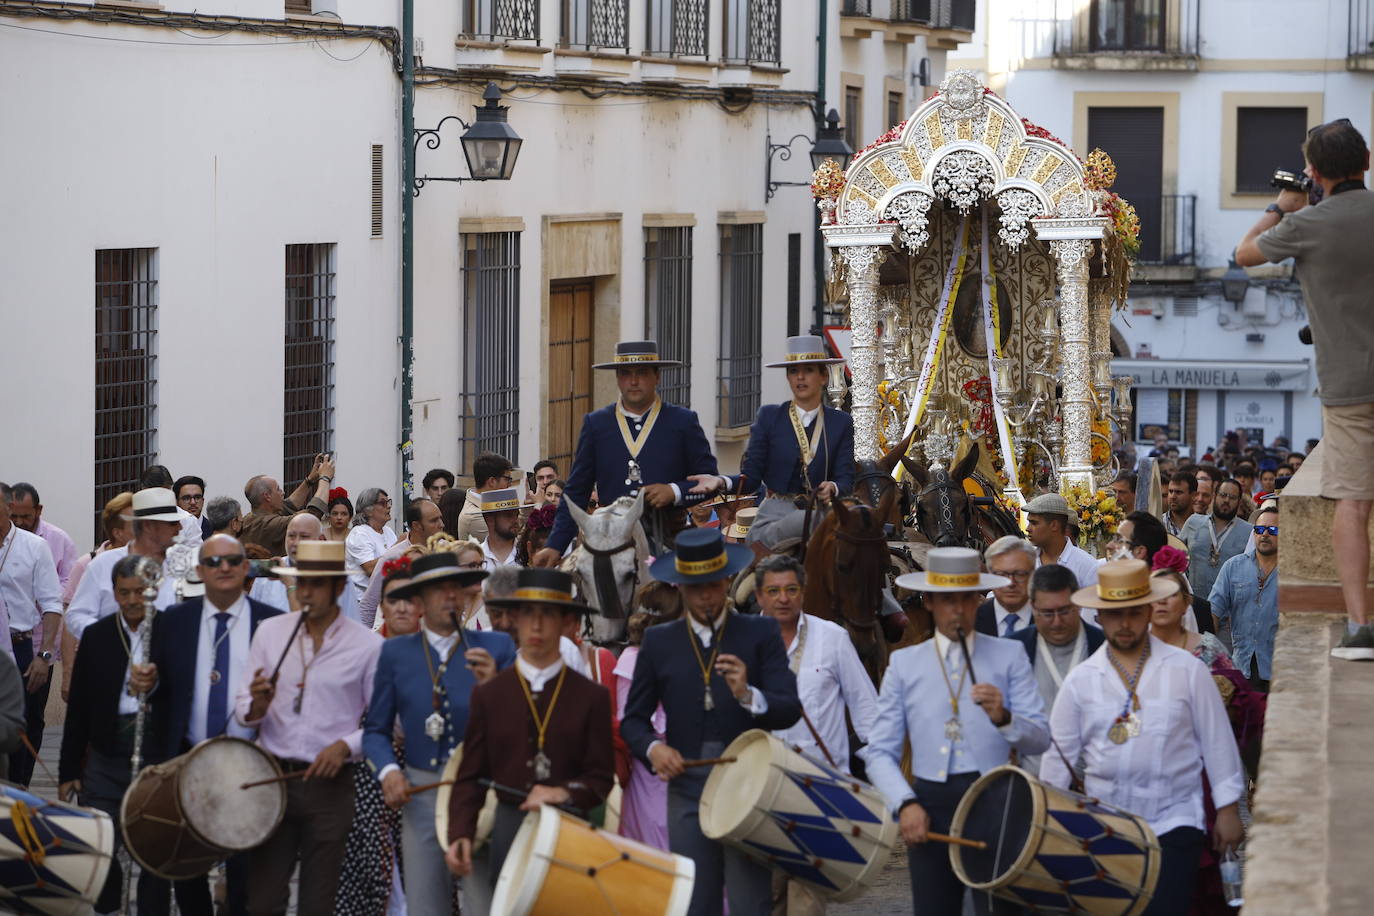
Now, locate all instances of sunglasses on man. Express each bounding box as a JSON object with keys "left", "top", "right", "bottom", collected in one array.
[
  {"left": 201, "top": 554, "right": 247, "bottom": 569},
  {"left": 1253, "top": 525, "right": 1279, "bottom": 536}
]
